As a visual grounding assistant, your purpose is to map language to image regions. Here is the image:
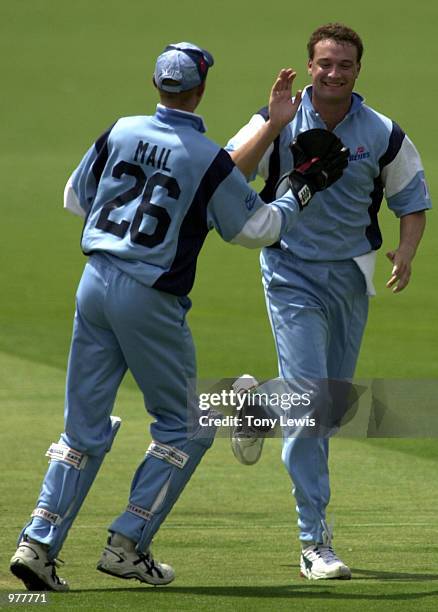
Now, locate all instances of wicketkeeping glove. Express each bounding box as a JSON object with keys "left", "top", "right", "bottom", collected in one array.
[{"left": 275, "top": 129, "right": 350, "bottom": 209}]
